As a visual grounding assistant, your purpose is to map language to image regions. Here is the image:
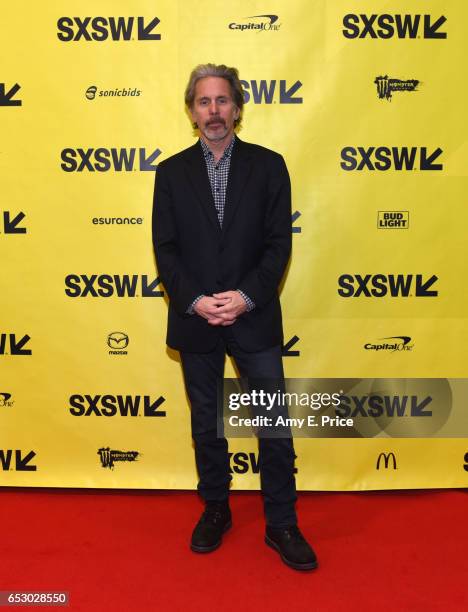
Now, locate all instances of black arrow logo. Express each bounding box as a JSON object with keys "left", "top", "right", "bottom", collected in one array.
[
  {"left": 10, "top": 334, "right": 32, "bottom": 355},
  {"left": 424, "top": 15, "right": 447, "bottom": 39},
  {"left": 140, "top": 148, "right": 162, "bottom": 171},
  {"left": 279, "top": 80, "right": 303, "bottom": 104},
  {"left": 144, "top": 396, "right": 166, "bottom": 417},
  {"left": 411, "top": 396, "right": 433, "bottom": 417},
  {"left": 16, "top": 450, "right": 37, "bottom": 471},
  {"left": 282, "top": 335, "right": 300, "bottom": 357},
  {"left": 138, "top": 16, "right": 161, "bottom": 40},
  {"left": 0, "top": 83, "right": 22, "bottom": 106},
  {"left": 420, "top": 147, "right": 443, "bottom": 171},
  {"left": 291, "top": 211, "right": 301, "bottom": 234},
  {"left": 3, "top": 211, "right": 26, "bottom": 234},
  {"left": 142, "top": 275, "right": 164, "bottom": 297},
  {"left": 415, "top": 274, "right": 438, "bottom": 297}
]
